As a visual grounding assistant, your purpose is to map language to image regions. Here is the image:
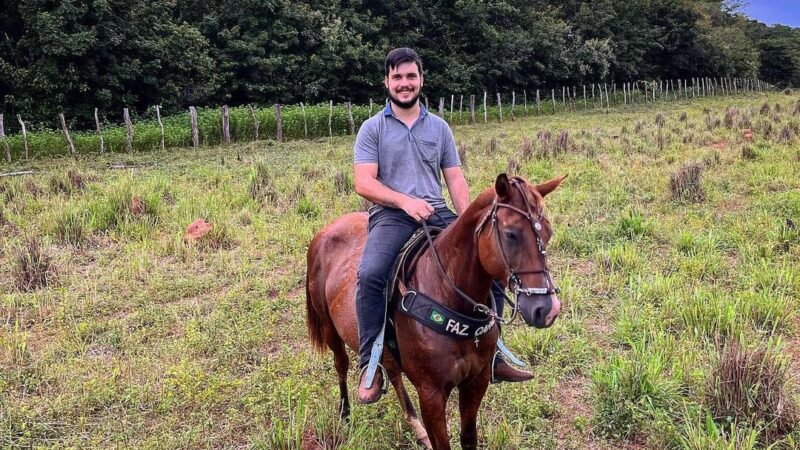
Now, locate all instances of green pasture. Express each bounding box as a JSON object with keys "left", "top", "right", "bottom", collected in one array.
[{"left": 1, "top": 93, "right": 800, "bottom": 449}]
